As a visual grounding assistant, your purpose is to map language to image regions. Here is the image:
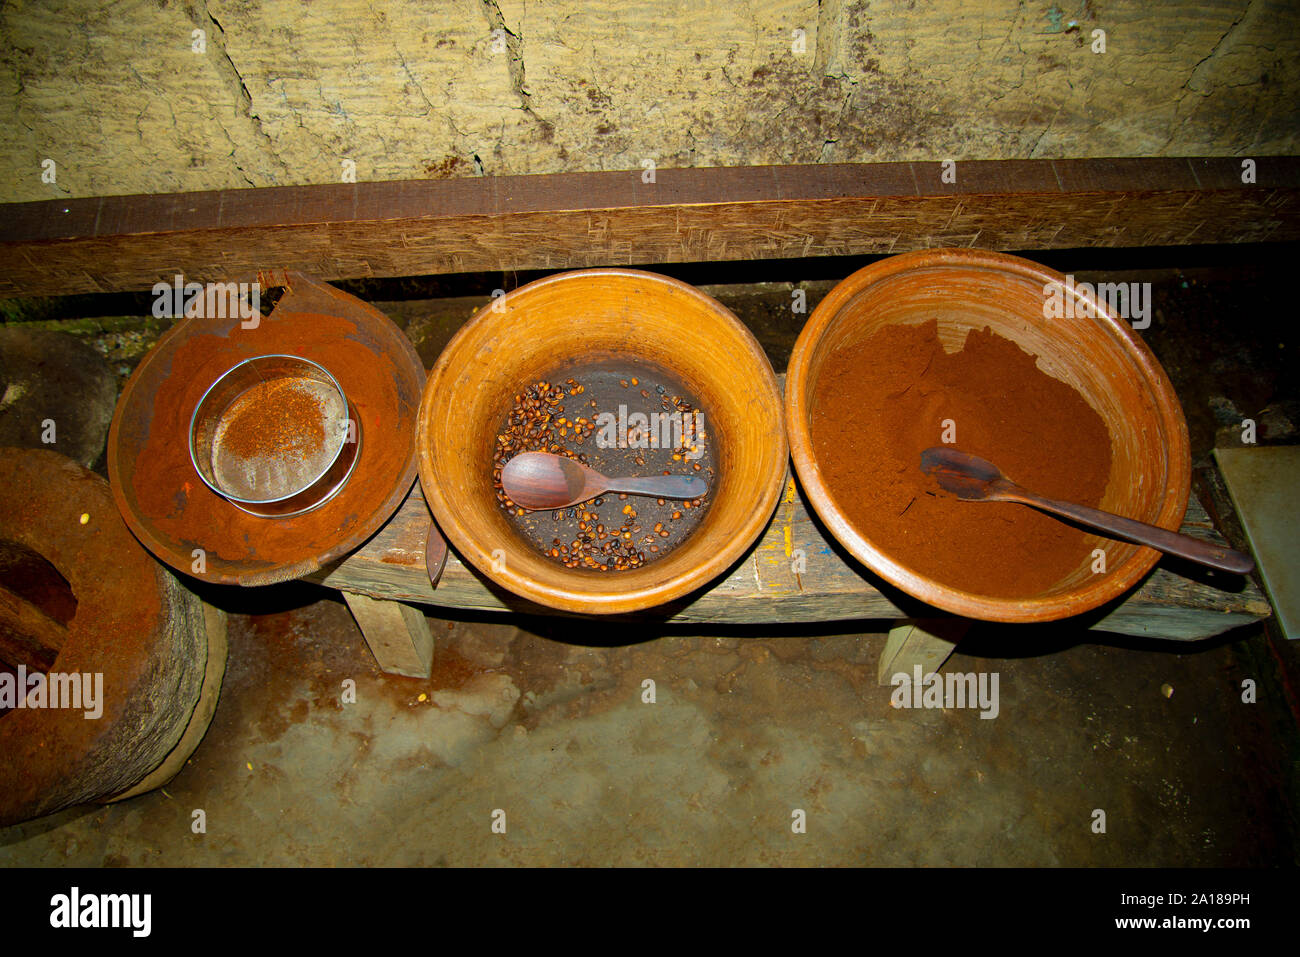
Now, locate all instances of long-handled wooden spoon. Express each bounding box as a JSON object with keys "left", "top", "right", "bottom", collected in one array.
[
  {"left": 501, "top": 451, "right": 708, "bottom": 511},
  {"left": 919, "top": 446, "right": 1254, "bottom": 575}
]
